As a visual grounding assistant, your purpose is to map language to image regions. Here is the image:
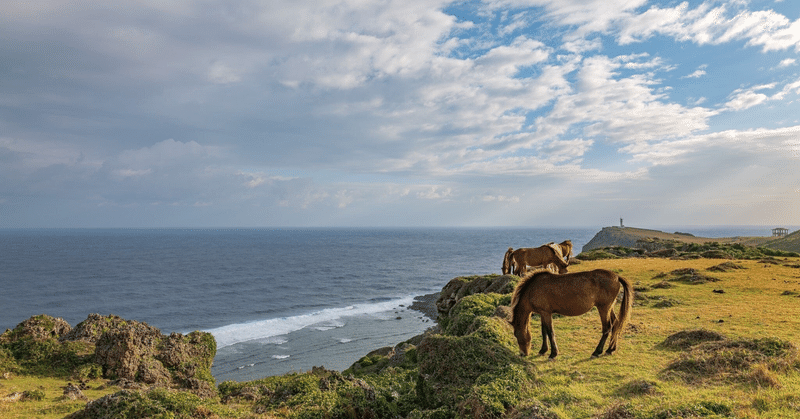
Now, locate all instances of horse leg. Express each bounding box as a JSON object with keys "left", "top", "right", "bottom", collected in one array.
[
  {"left": 538, "top": 321, "right": 548, "bottom": 355},
  {"left": 541, "top": 313, "right": 558, "bottom": 358},
  {"left": 592, "top": 304, "right": 613, "bottom": 357},
  {"left": 606, "top": 308, "right": 619, "bottom": 354}
]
